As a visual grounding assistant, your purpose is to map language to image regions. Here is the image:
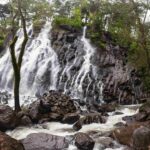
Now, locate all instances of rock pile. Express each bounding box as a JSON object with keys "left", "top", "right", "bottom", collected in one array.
[{"left": 28, "top": 90, "right": 77, "bottom": 123}]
